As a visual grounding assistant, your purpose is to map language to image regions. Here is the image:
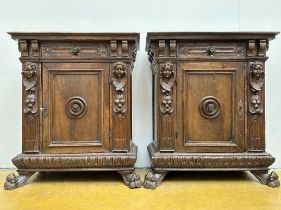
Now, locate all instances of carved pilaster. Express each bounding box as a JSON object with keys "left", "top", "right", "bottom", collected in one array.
[
  {"left": 22, "top": 62, "right": 38, "bottom": 116},
  {"left": 18, "top": 40, "right": 28, "bottom": 57},
  {"left": 249, "top": 61, "right": 264, "bottom": 114},
  {"left": 21, "top": 61, "right": 40, "bottom": 153},
  {"left": 248, "top": 61, "right": 265, "bottom": 152},
  {"left": 158, "top": 62, "right": 176, "bottom": 151},
  {"left": 110, "top": 61, "right": 129, "bottom": 151},
  {"left": 31, "top": 40, "right": 39, "bottom": 57}
]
